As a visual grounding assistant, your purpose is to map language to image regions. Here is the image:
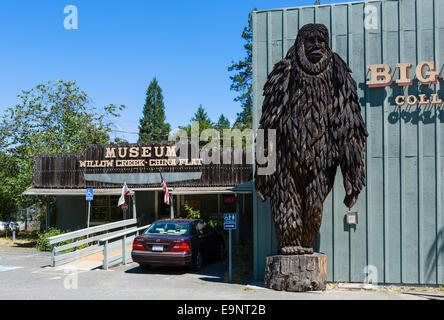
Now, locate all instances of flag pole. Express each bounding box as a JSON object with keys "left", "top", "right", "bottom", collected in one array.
[
  {"left": 160, "top": 172, "right": 173, "bottom": 219},
  {"left": 170, "top": 194, "right": 174, "bottom": 219}
]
